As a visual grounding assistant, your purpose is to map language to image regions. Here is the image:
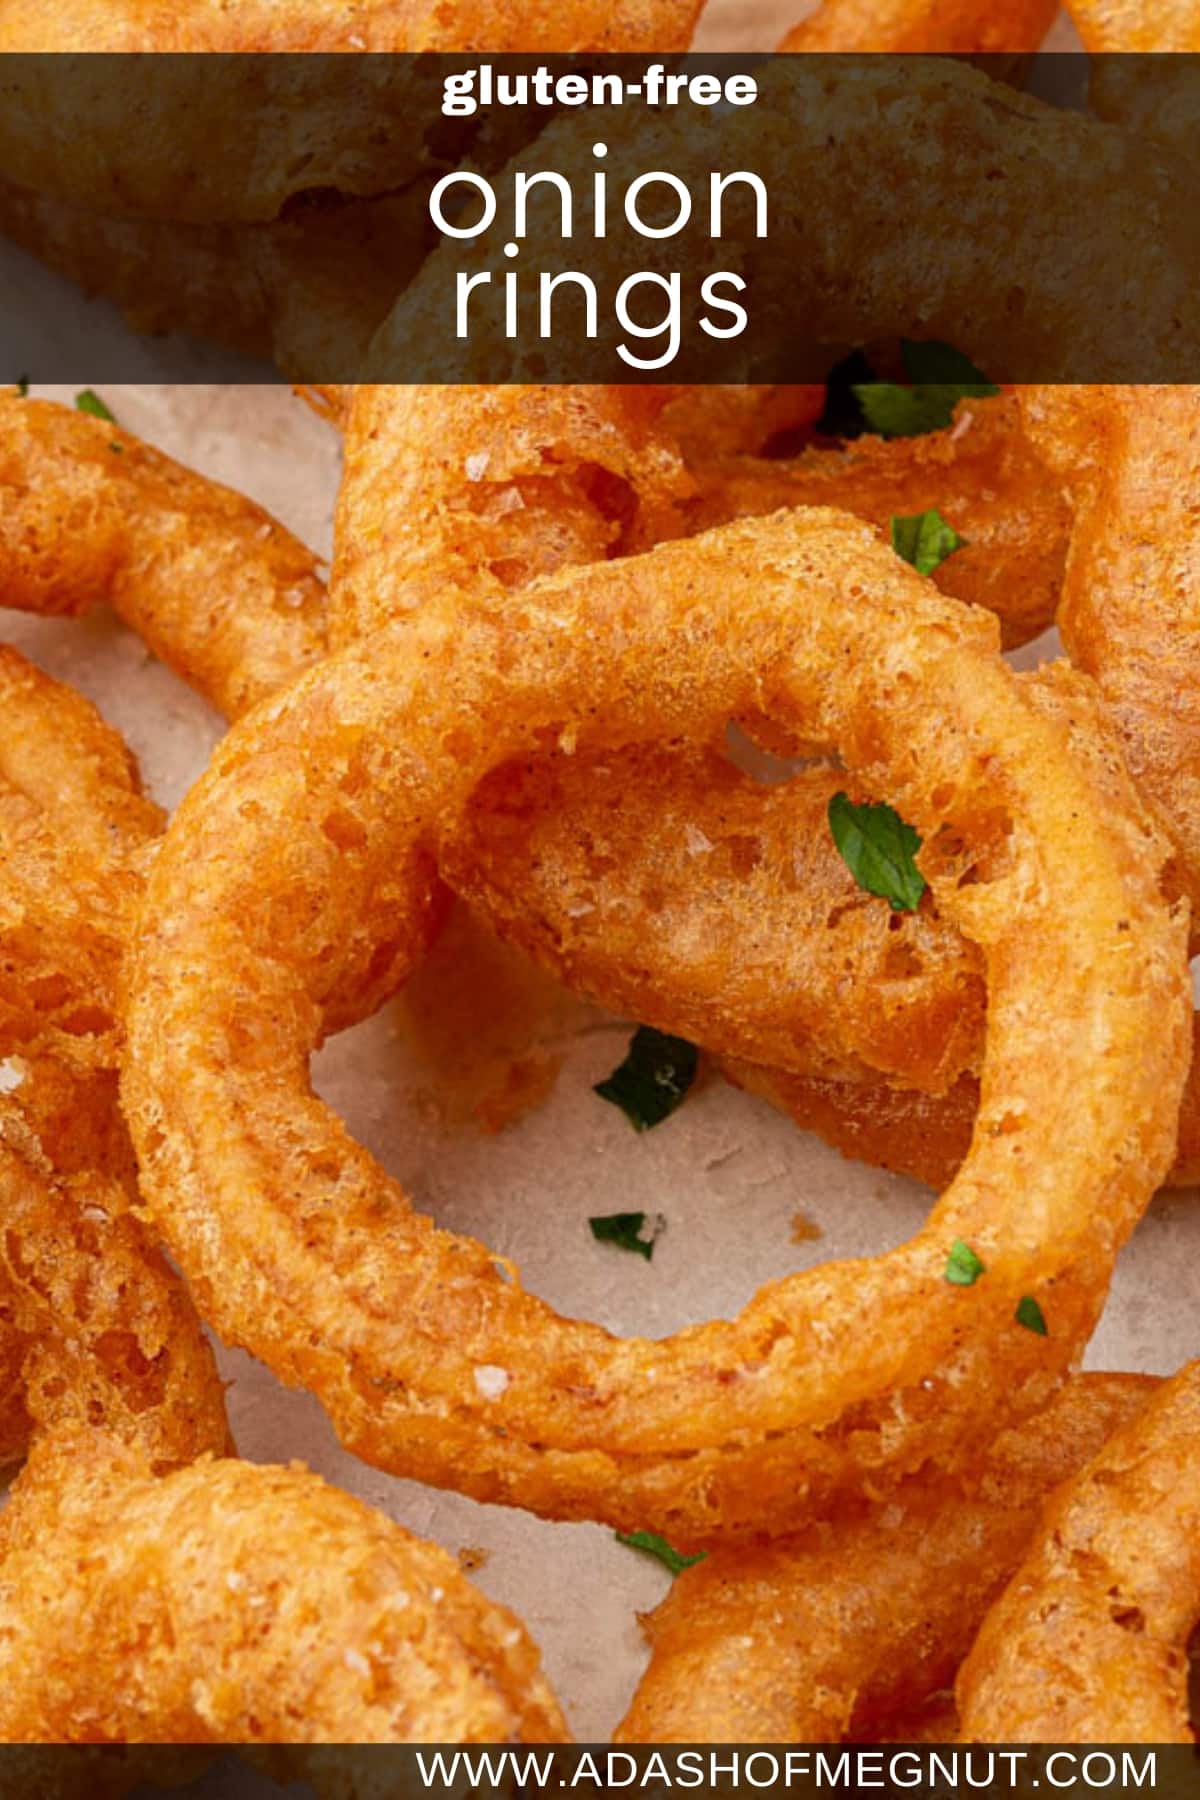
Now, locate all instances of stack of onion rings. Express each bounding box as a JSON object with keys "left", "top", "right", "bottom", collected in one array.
[{"left": 123, "top": 507, "right": 1188, "bottom": 1542}]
